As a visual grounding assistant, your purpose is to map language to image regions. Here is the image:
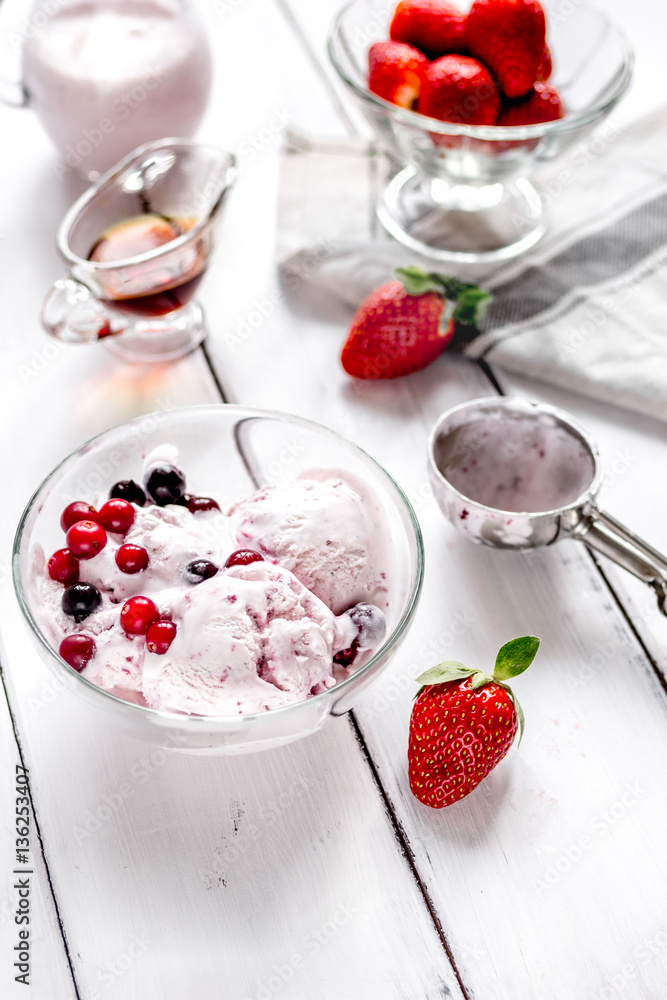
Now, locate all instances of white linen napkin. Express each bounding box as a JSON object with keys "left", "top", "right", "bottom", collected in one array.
[{"left": 278, "top": 106, "right": 667, "bottom": 421}]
